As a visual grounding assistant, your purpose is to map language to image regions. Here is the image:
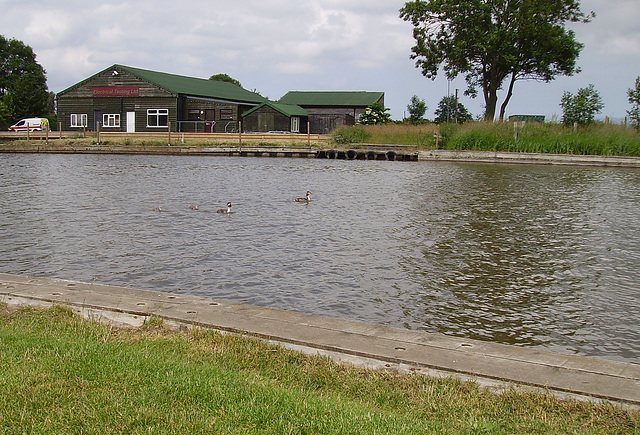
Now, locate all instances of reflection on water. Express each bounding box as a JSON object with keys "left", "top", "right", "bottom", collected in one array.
[{"left": 1, "top": 154, "right": 639, "bottom": 362}]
